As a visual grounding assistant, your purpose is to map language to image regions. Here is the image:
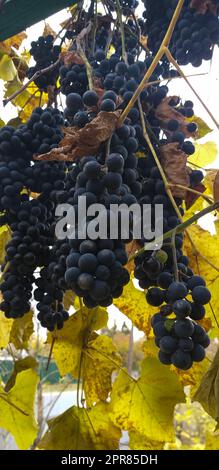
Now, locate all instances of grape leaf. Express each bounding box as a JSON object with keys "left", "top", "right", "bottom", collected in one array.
[
  {"left": 186, "top": 115, "right": 213, "bottom": 139},
  {"left": 63, "top": 290, "right": 76, "bottom": 310},
  {"left": 129, "top": 431, "right": 164, "bottom": 450},
  {"left": 113, "top": 279, "right": 155, "bottom": 336},
  {"left": 9, "top": 310, "right": 34, "bottom": 350},
  {"left": 0, "top": 310, "right": 13, "bottom": 349},
  {"left": 0, "top": 369, "right": 39, "bottom": 449},
  {"left": 39, "top": 402, "right": 121, "bottom": 450},
  {"left": 205, "top": 431, "right": 219, "bottom": 450},
  {"left": 35, "top": 110, "right": 121, "bottom": 162},
  {"left": 193, "top": 347, "right": 219, "bottom": 424},
  {"left": 5, "top": 357, "right": 38, "bottom": 392},
  {"left": 188, "top": 141, "right": 218, "bottom": 167},
  {"left": 110, "top": 358, "right": 185, "bottom": 443},
  {"left": 0, "top": 225, "right": 11, "bottom": 264},
  {"left": 48, "top": 307, "right": 121, "bottom": 406},
  {"left": 0, "top": 32, "right": 27, "bottom": 54},
  {"left": 0, "top": 54, "right": 17, "bottom": 81},
  {"left": 184, "top": 225, "right": 219, "bottom": 334}
]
